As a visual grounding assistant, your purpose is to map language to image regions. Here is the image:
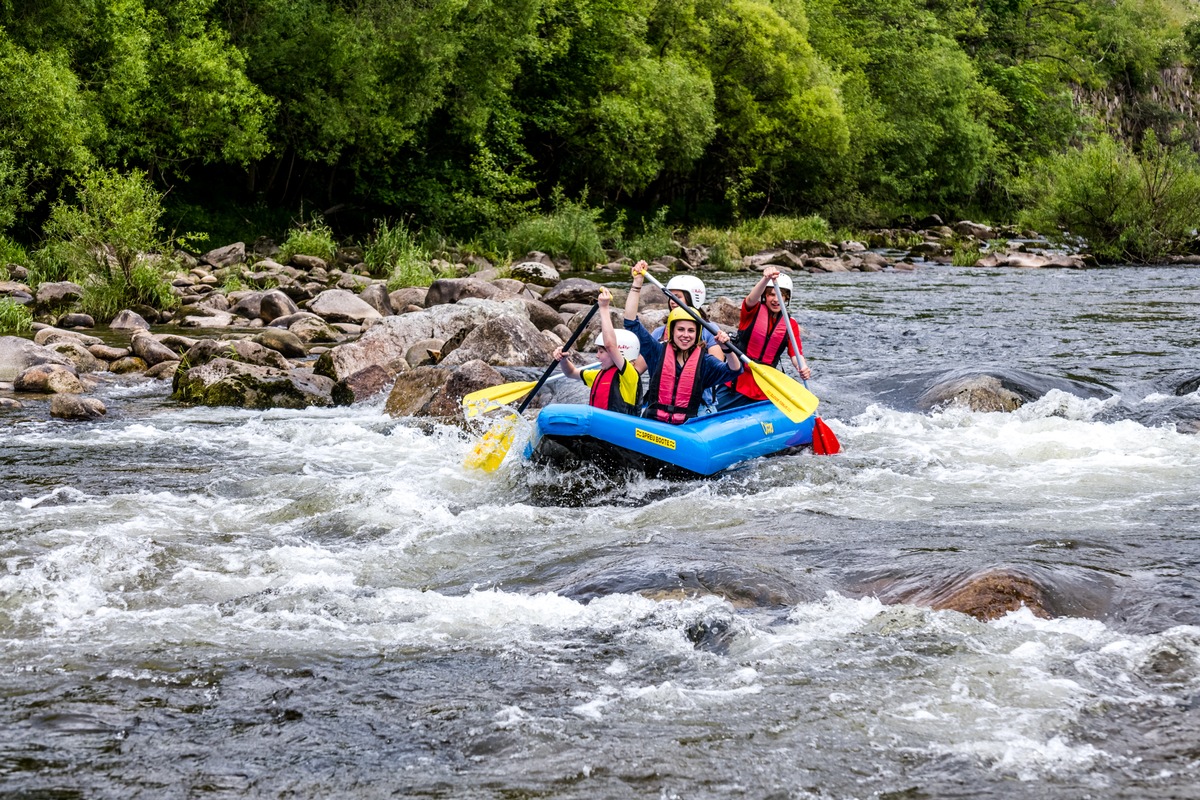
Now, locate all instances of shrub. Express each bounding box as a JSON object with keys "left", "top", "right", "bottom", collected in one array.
[
  {"left": 0, "top": 235, "right": 29, "bottom": 276},
  {"left": 503, "top": 193, "right": 606, "bottom": 269},
  {"left": 1017, "top": 132, "right": 1200, "bottom": 263},
  {"left": 618, "top": 206, "right": 677, "bottom": 262},
  {"left": 687, "top": 214, "right": 832, "bottom": 258},
  {"left": 278, "top": 215, "right": 338, "bottom": 263},
  {"left": 0, "top": 297, "right": 32, "bottom": 334},
  {"left": 365, "top": 219, "right": 435, "bottom": 289},
  {"left": 36, "top": 167, "right": 179, "bottom": 321}
]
